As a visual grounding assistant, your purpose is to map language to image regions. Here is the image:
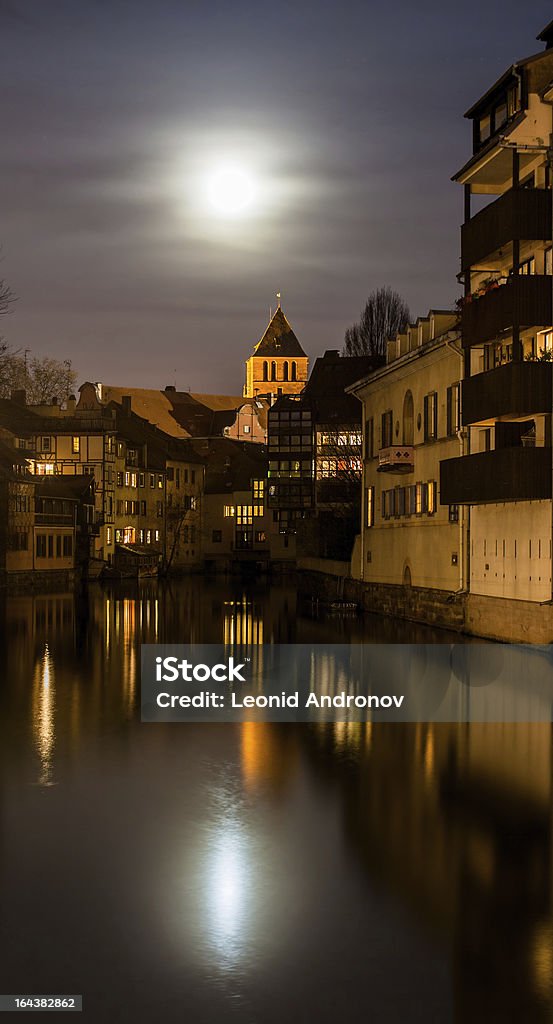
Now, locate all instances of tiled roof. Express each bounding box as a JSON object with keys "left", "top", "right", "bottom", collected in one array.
[
  {"left": 100, "top": 387, "right": 190, "bottom": 437},
  {"left": 188, "top": 437, "right": 267, "bottom": 494},
  {"left": 36, "top": 475, "right": 95, "bottom": 501},
  {"left": 252, "top": 307, "right": 307, "bottom": 358}
]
